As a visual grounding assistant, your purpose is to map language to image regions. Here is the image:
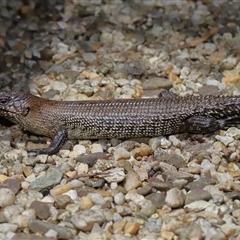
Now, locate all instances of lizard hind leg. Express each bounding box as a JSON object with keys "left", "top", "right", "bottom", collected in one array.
[
  {"left": 184, "top": 116, "right": 222, "bottom": 134},
  {"left": 218, "top": 116, "right": 240, "bottom": 129}
]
